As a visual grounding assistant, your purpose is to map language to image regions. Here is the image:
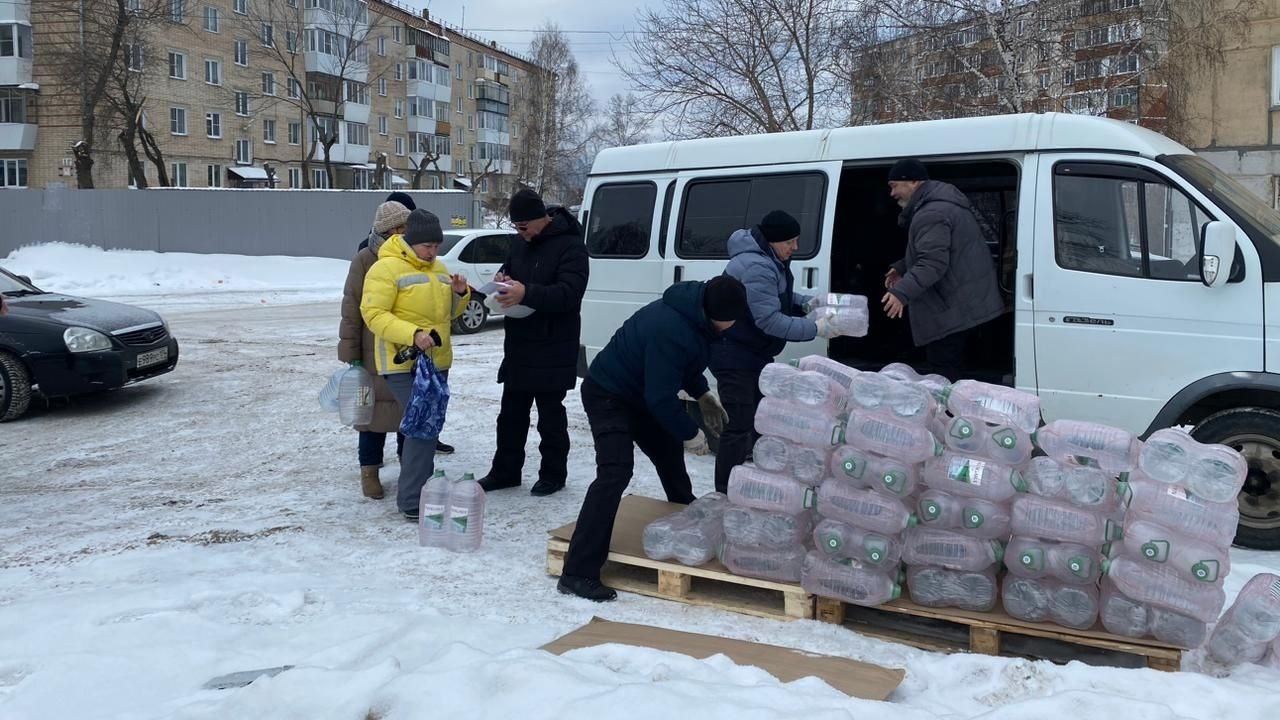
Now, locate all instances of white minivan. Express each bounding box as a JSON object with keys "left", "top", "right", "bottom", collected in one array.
[{"left": 575, "top": 112, "right": 1280, "bottom": 550}]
